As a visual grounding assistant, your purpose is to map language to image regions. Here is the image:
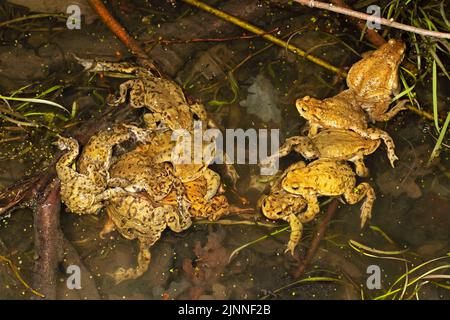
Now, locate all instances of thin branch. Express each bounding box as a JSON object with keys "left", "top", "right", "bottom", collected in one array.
[
  {"left": 32, "top": 179, "right": 63, "bottom": 300},
  {"left": 294, "top": 0, "right": 450, "bottom": 39},
  {"left": 87, "top": 0, "right": 159, "bottom": 73},
  {"left": 294, "top": 199, "right": 339, "bottom": 278},
  {"left": 0, "top": 13, "right": 65, "bottom": 29}
]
